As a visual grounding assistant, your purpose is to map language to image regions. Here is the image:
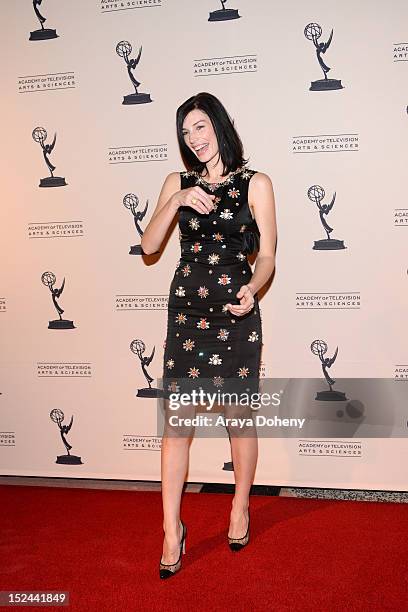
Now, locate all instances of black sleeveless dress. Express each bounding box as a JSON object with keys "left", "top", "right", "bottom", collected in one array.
[{"left": 161, "top": 165, "right": 263, "bottom": 400}]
